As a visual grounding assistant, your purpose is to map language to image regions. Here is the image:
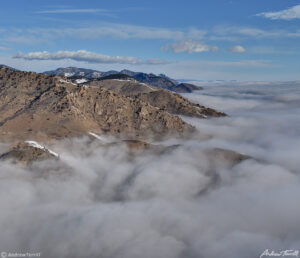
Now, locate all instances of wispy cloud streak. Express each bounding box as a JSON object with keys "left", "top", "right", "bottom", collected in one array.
[
  {"left": 0, "top": 46, "right": 9, "bottom": 50},
  {"left": 36, "top": 8, "right": 111, "bottom": 14},
  {"left": 257, "top": 5, "right": 300, "bottom": 20},
  {"left": 13, "top": 50, "right": 168, "bottom": 65}
]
